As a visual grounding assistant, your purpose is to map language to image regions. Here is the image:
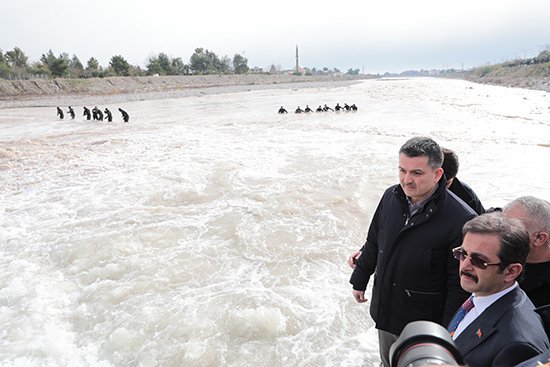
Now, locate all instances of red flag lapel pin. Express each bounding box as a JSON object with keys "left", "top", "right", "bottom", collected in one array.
[{"left": 476, "top": 329, "right": 482, "bottom": 338}]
